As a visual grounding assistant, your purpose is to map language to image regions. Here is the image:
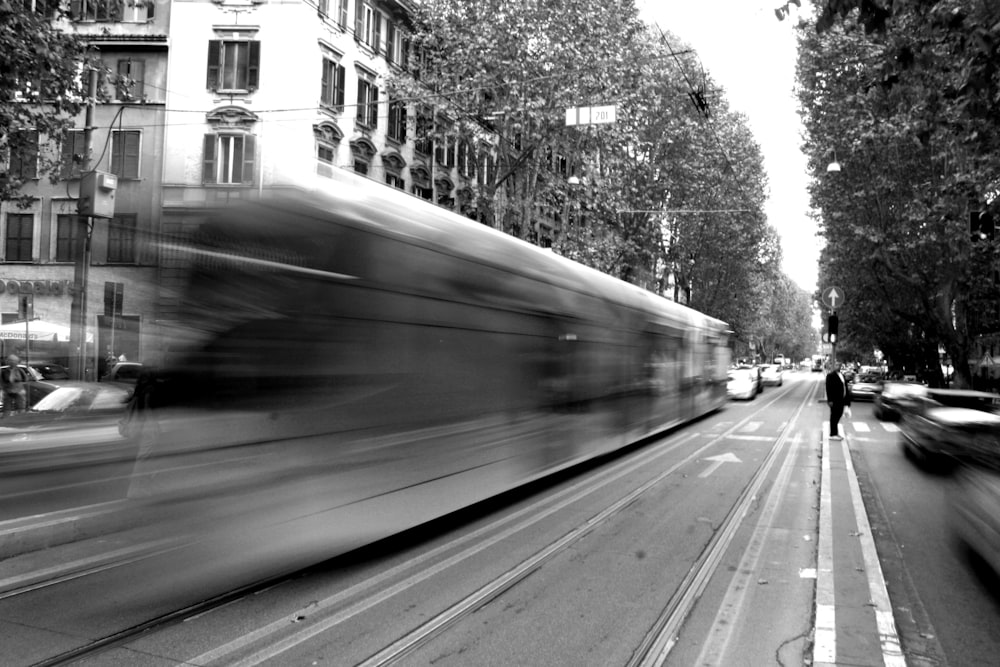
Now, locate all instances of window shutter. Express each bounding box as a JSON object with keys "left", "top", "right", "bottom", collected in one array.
[
  {"left": 248, "top": 41, "right": 260, "bottom": 90},
  {"left": 69, "top": 0, "right": 81, "bottom": 19},
  {"left": 402, "top": 35, "right": 410, "bottom": 70},
  {"left": 61, "top": 132, "right": 77, "bottom": 178},
  {"left": 125, "top": 131, "right": 140, "bottom": 178},
  {"left": 338, "top": 0, "right": 348, "bottom": 28},
  {"left": 386, "top": 21, "right": 396, "bottom": 63},
  {"left": 354, "top": 1, "right": 363, "bottom": 41},
  {"left": 206, "top": 40, "right": 221, "bottom": 90},
  {"left": 202, "top": 134, "right": 216, "bottom": 184},
  {"left": 335, "top": 64, "right": 345, "bottom": 108},
  {"left": 241, "top": 135, "right": 256, "bottom": 185},
  {"left": 356, "top": 80, "right": 366, "bottom": 122},
  {"left": 371, "top": 86, "right": 379, "bottom": 128},
  {"left": 320, "top": 60, "right": 330, "bottom": 105},
  {"left": 373, "top": 13, "right": 382, "bottom": 53},
  {"left": 146, "top": 0, "right": 154, "bottom": 20}
]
